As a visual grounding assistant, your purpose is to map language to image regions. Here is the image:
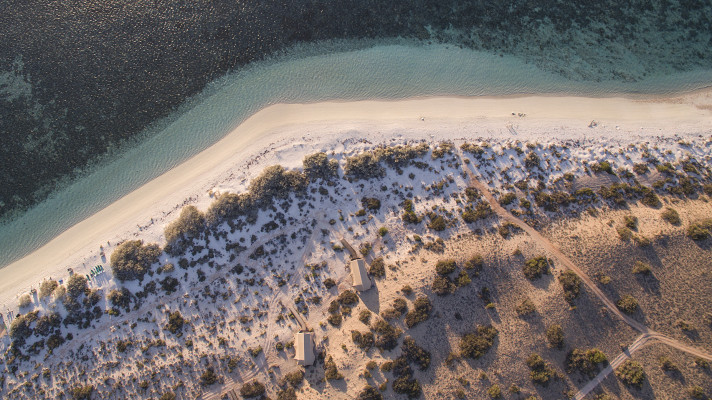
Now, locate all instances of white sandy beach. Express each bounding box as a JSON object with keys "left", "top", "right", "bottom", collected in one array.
[{"left": 1, "top": 92, "right": 711, "bottom": 312}]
